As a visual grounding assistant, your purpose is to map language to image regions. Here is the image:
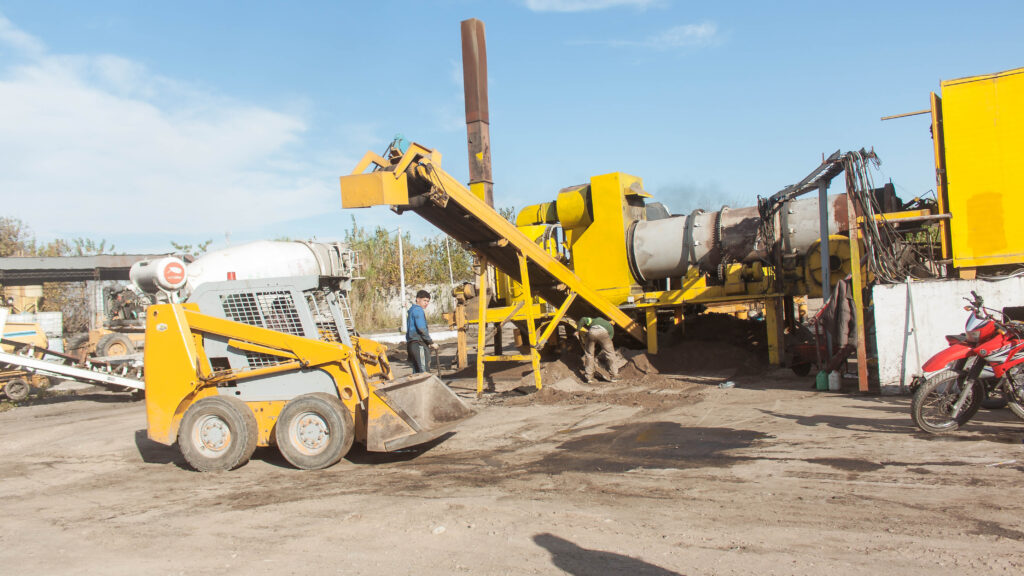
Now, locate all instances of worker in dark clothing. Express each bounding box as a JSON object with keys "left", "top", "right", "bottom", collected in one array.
[
  {"left": 406, "top": 289, "right": 437, "bottom": 373},
  {"left": 578, "top": 316, "right": 626, "bottom": 383}
]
